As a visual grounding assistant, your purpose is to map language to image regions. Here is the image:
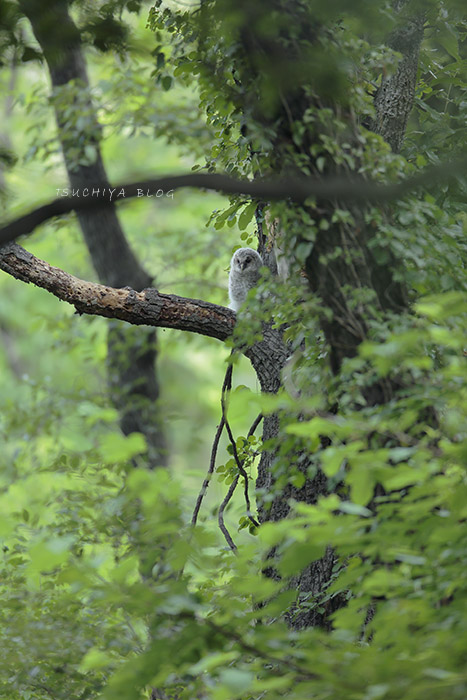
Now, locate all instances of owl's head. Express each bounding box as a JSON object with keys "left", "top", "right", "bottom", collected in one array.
[{"left": 232, "top": 247, "right": 262, "bottom": 272}]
